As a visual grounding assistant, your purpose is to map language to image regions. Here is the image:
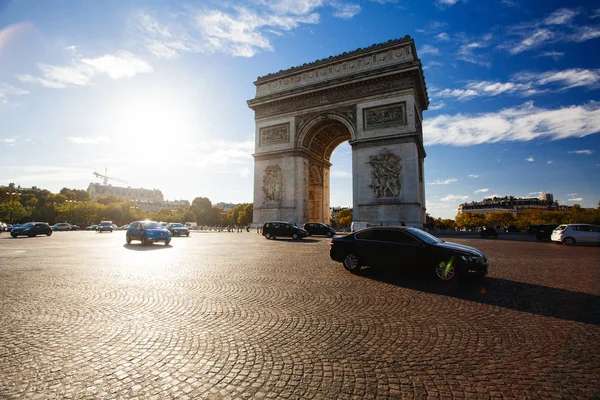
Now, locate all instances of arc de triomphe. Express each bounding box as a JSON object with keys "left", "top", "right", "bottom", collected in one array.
[{"left": 247, "top": 36, "right": 429, "bottom": 227}]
